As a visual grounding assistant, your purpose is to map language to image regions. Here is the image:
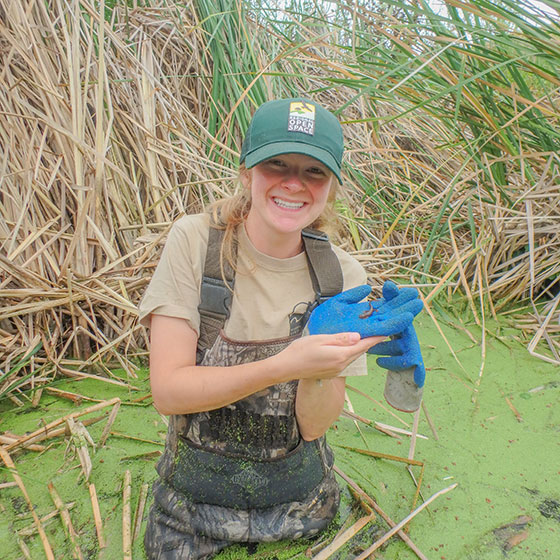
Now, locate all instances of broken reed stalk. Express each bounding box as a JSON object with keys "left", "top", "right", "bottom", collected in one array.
[
  {"left": 346, "top": 384, "right": 410, "bottom": 428},
  {"left": 47, "top": 482, "right": 83, "bottom": 560},
  {"left": 45, "top": 387, "right": 102, "bottom": 404},
  {"left": 341, "top": 409, "right": 411, "bottom": 441},
  {"left": 406, "top": 464, "right": 426, "bottom": 532},
  {"left": 56, "top": 366, "right": 139, "bottom": 391},
  {"left": 311, "top": 513, "right": 376, "bottom": 560},
  {"left": 447, "top": 214, "right": 480, "bottom": 325},
  {"left": 88, "top": 483, "right": 106, "bottom": 549},
  {"left": 505, "top": 396, "right": 523, "bottom": 422},
  {"left": 472, "top": 260, "right": 487, "bottom": 406},
  {"left": 2, "top": 412, "right": 109, "bottom": 452},
  {"left": 353, "top": 483, "right": 458, "bottom": 560},
  {"left": 341, "top": 408, "right": 373, "bottom": 426},
  {"left": 421, "top": 401, "right": 439, "bottom": 441},
  {"left": 400, "top": 406, "right": 426, "bottom": 525},
  {"left": 337, "top": 445, "right": 424, "bottom": 468},
  {"left": 132, "top": 483, "right": 149, "bottom": 546},
  {"left": 334, "top": 465, "right": 428, "bottom": 560},
  {"left": 348, "top": 485, "right": 374, "bottom": 516},
  {"left": 0, "top": 446, "right": 55, "bottom": 560},
  {"left": 373, "top": 423, "right": 402, "bottom": 441},
  {"left": 375, "top": 423, "right": 428, "bottom": 440},
  {"left": 408, "top": 407, "right": 421, "bottom": 461},
  {"left": 18, "top": 502, "right": 77, "bottom": 536},
  {"left": 0, "top": 434, "right": 45, "bottom": 452},
  {"left": 31, "top": 388, "right": 43, "bottom": 407},
  {"left": 527, "top": 293, "right": 560, "bottom": 366},
  {"left": 344, "top": 445, "right": 427, "bottom": 507},
  {"left": 344, "top": 393, "right": 370, "bottom": 449},
  {"left": 98, "top": 400, "right": 121, "bottom": 447},
  {"left": 317, "top": 493, "right": 371, "bottom": 554},
  {"left": 4, "top": 397, "right": 120, "bottom": 452},
  {"left": 45, "top": 387, "right": 85, "bottom": 404},
  {"left": 123, "top": 470, "right": 132, "bottom": 560},
  {"left": 110, "top": 431, "right": 165, "bottom": 446},
  {"left": 17, "top": 536, "right": 32, "bottom": 560}
]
